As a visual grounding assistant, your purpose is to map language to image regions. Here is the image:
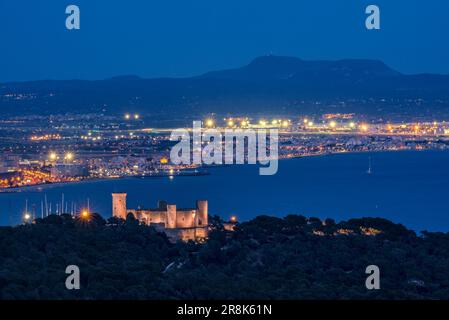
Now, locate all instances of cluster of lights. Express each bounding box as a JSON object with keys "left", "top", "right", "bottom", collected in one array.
[
  {"left": 321, "top": 120, "right": 367, "bottom": 132},
  {"left": 81, "top": 132, "right": 102, "bottom": 141},
  {"left": 259, "top": 119, "right": 290, "bottom": 127},
  {"left": 48, "top": 152, "right": 75, "bottom": 161},
  {"left": 125, "top": 114, "right": 140, "bottom": 120},
  {"left": 205, "top": 118, "right": 290, "bottom": 128},
  {"left": 30, "top": 134, "right": 61, "bottom": 141},
  {"left": 224, "top": 117, "right": 250, "bottom": 127},
  {"left": 303, "top": 118, "right": 314, "bottom": 127}
]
